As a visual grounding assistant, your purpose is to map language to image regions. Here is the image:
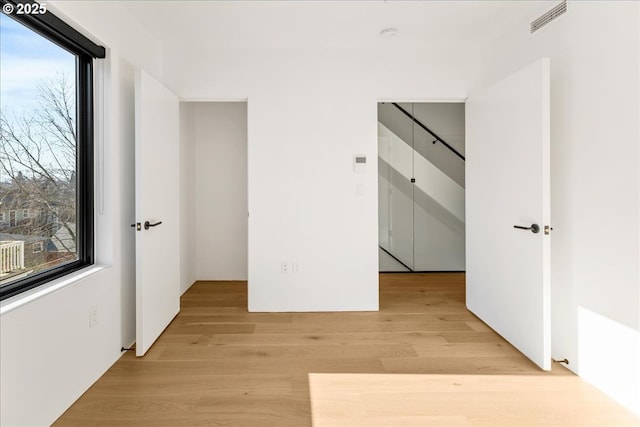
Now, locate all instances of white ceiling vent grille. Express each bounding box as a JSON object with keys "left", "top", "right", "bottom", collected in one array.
[{"left": 531, "top": 0, "right": 567, "bottom": 33}]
